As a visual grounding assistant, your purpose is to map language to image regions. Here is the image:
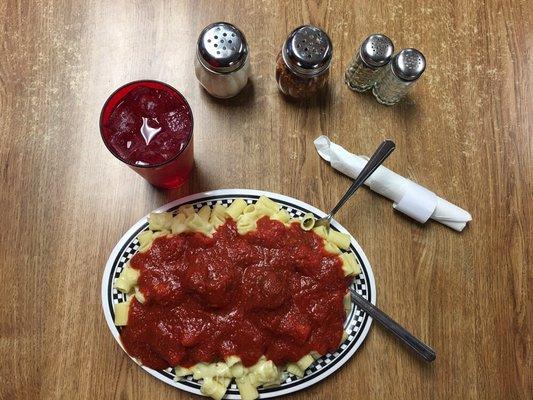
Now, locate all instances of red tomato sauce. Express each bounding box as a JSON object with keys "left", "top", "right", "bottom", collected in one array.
[{"left": 120, "top": 217, "right": 350, "bottom": 370}]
